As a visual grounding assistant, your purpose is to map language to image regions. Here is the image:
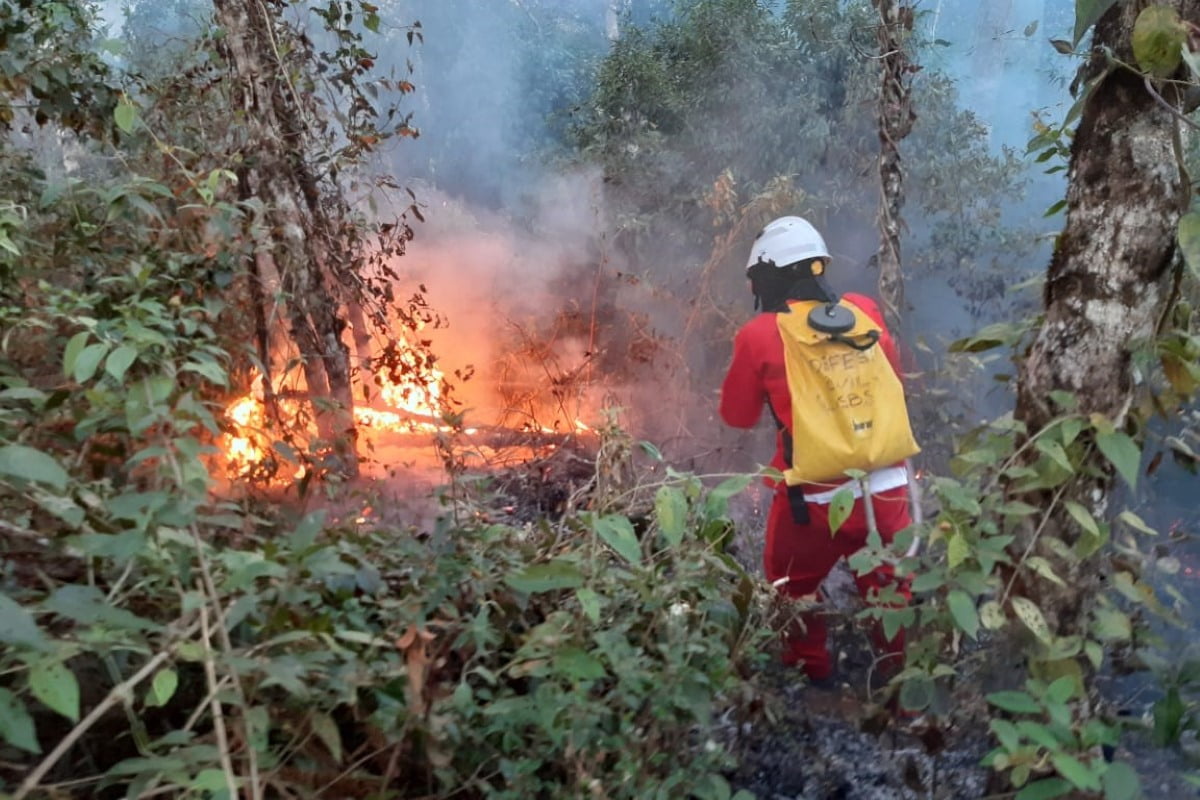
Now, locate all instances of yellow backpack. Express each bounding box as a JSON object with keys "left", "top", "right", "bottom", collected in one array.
[{"left": 775, "top": 299, "right": 920, "bottom": 486}]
